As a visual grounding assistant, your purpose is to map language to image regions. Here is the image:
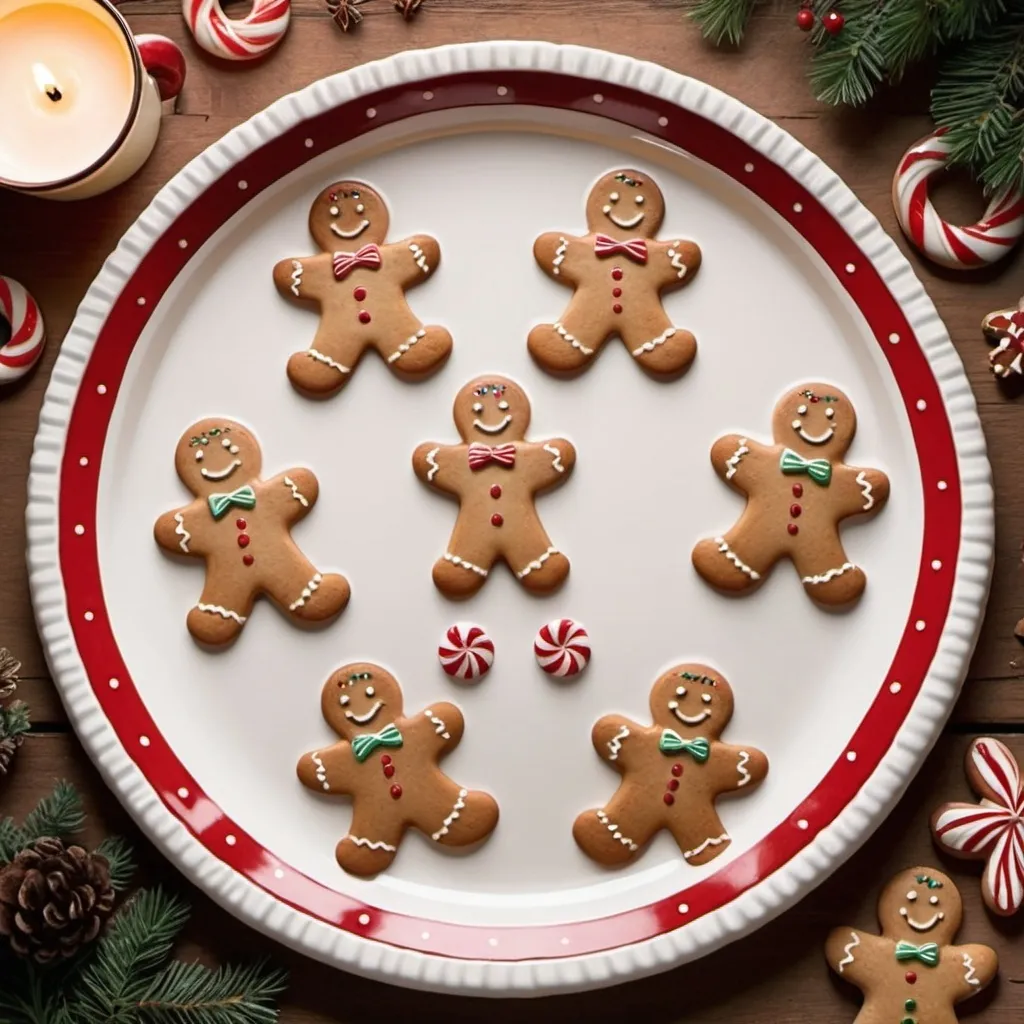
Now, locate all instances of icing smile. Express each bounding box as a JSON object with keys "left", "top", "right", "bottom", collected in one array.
[
  {"left": 345, "top": 700, "right": 384, "bottom": 724},
  {"left": 900, "top": 908, "right": 944, "bottom": 931},
  {"left": 793, "top": 425, "right": 835, "bottom": 445},
  {"left": 606, "top": 209, "right": 645, "bottom": 229},
  {"left": 474, "top": 415, "right": 512, "bottom": 435},
  {"left": 671, "top": 706, "right": 711, "bottom": 725},
  {"left": 200, "top": 459, "right": 241, "bottom": 481},
  {"left": 331, "top": 220, "right": 370, "bottom": 240}
]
